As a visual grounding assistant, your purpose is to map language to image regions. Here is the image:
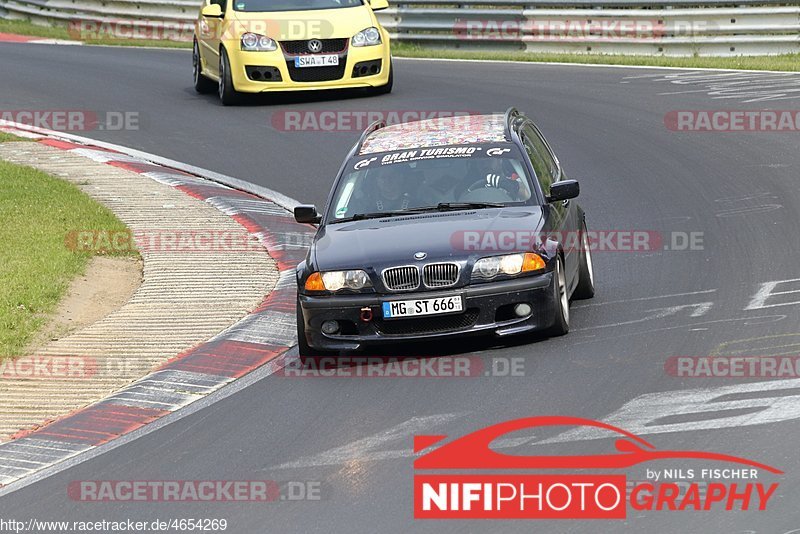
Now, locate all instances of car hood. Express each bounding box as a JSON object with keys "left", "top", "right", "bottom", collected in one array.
[
  {"left": 231, "top": 6, "right": 374, "bottom": 40},
  {"left": 312, "top": 207, "right": 545, "bottom": 271}
]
